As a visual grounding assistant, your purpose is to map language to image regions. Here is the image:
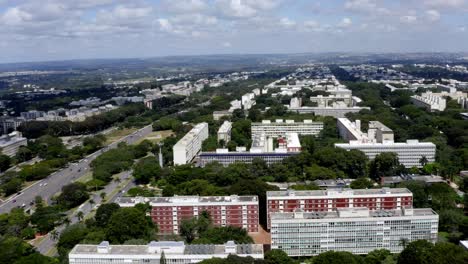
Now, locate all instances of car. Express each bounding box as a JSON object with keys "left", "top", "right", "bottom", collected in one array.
[
  {"left": 12, "top": 199, "right": 16, "bottom": 203},
  {"left": 43, "top": 183, "right": 48, "bottom": 186},
  {"left": 21, "top": 203, "right": 26, "bottom": 207}
]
